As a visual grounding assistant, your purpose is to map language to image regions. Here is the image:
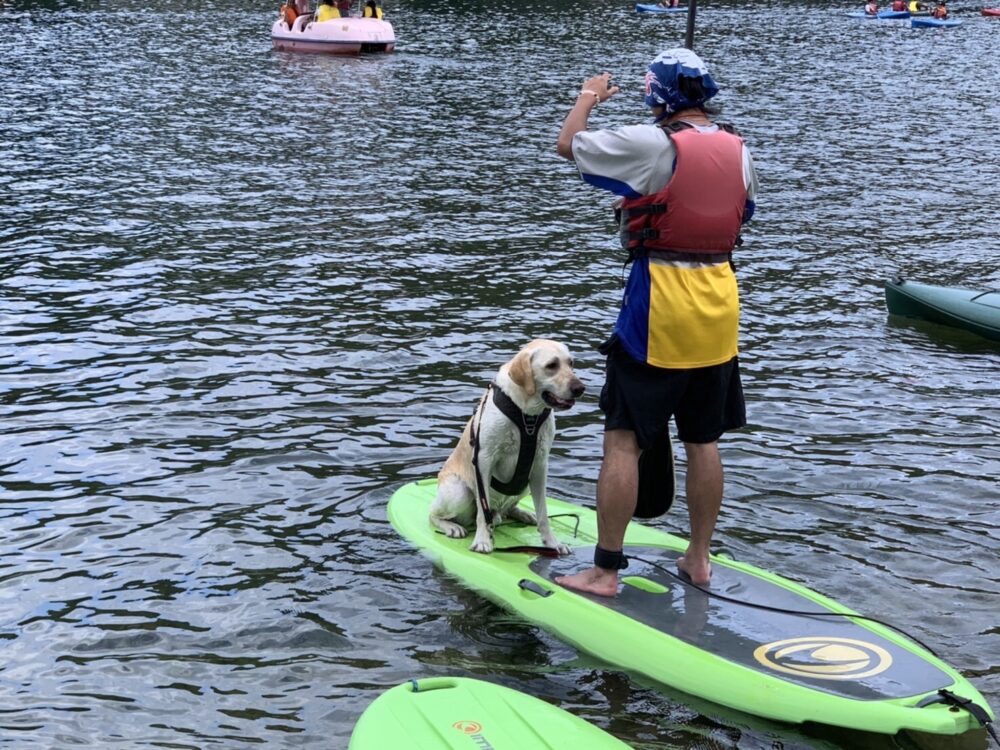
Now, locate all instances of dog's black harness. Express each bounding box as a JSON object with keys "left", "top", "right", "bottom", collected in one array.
[{"left": 469, "top": 384, "right": 551, "bottom": 524}]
